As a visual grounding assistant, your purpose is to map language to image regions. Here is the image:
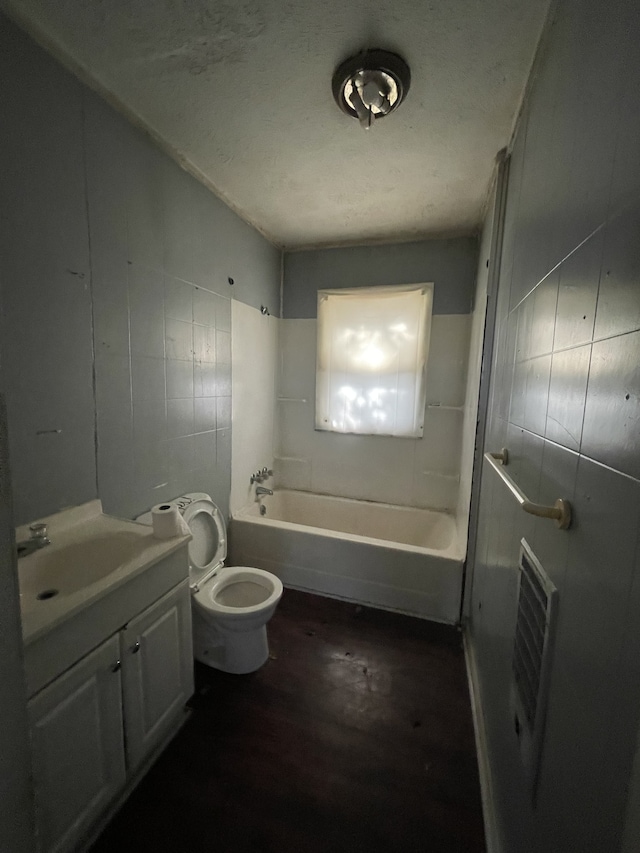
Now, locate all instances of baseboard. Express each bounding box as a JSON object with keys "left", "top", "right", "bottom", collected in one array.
[{"left": 463, "top": 630, "right": 502, "bottom": 853}]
